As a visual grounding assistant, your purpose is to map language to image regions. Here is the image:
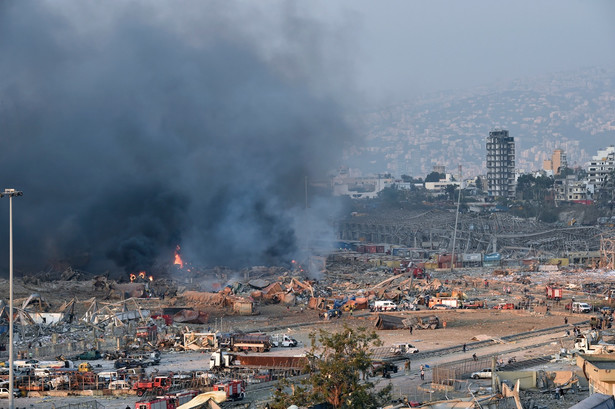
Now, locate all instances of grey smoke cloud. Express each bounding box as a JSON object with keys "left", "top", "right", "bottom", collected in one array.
[{"left": 0, "top": 1, "right": 354, "bottom": 275}]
